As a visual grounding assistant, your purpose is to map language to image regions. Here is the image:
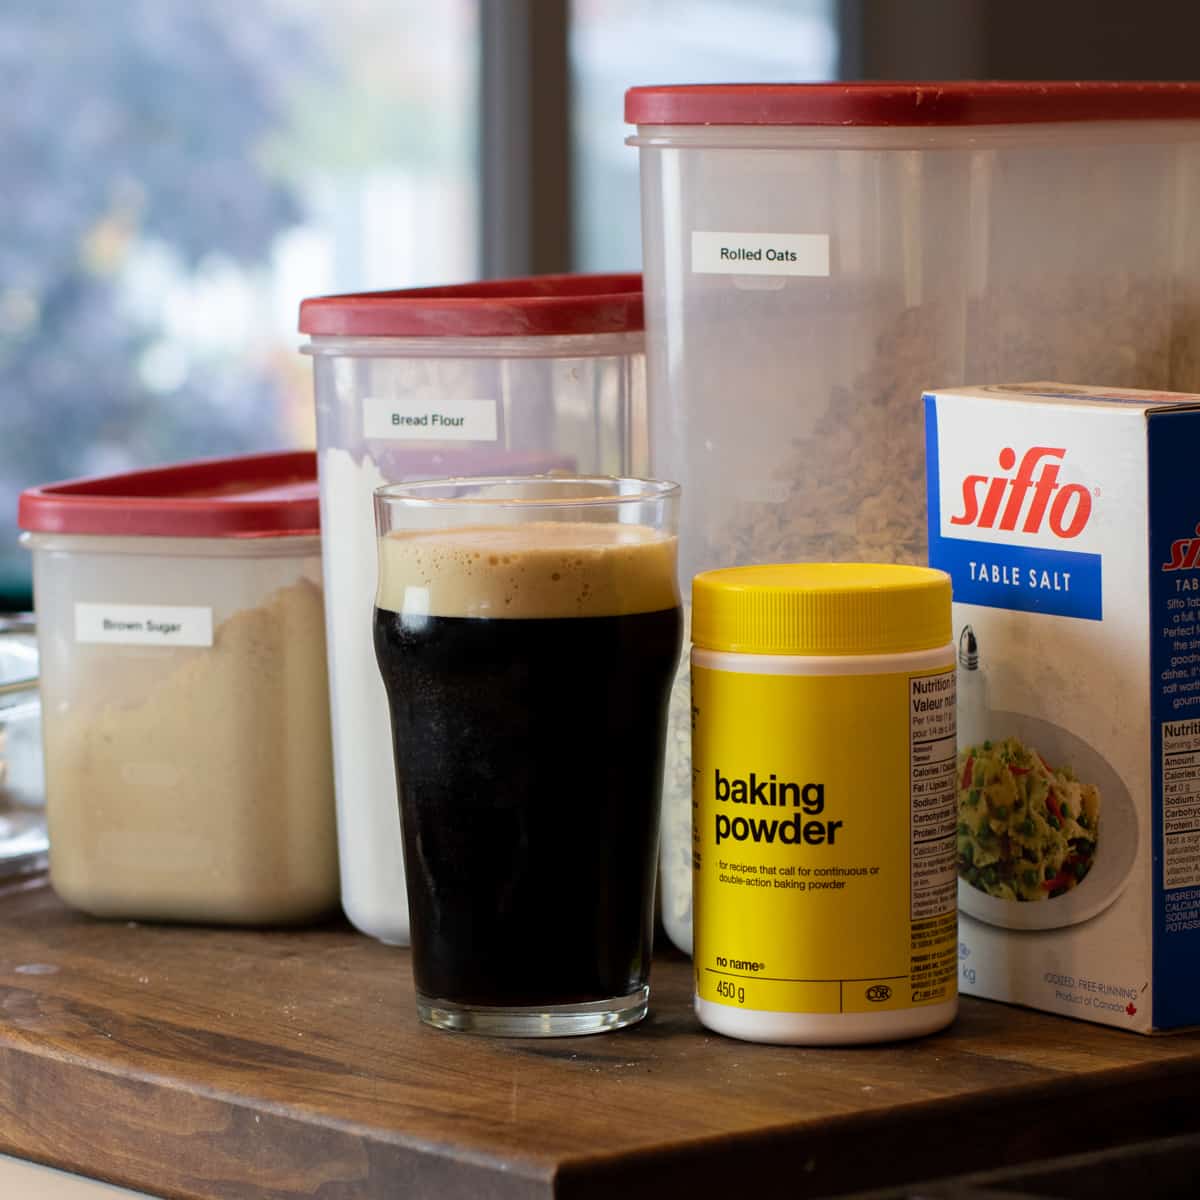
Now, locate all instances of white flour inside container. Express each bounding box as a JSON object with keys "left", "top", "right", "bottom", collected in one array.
[{"left": 319, "top": 446, "right": 410, "bottom": 944}]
